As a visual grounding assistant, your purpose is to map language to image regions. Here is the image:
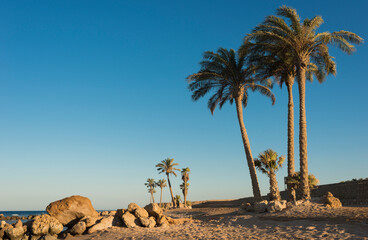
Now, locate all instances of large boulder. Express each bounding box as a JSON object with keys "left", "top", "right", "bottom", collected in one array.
[
  {"left": 322, "top": 192, "right": 342, "bottom": 208},
  {"left": 46, "top": 195, "right": 99, "bottom": 227},
  {"left": 144, "top": 203, "right": 163, "bottom": 218},
  {"left": 87, "top": 216, "right": 114, "bottom": 234},
  {"left": 0, "top": 222, "right": 13, "bottom": 239},
  {"left": 254, "top": 200, "right": 268, "bottom": 213},
  {"left": 31, "top": 214, "right": 63, "bottom": 236},
  {"left": 267, "top": 200, "right": 287, "bottom": 213}
]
